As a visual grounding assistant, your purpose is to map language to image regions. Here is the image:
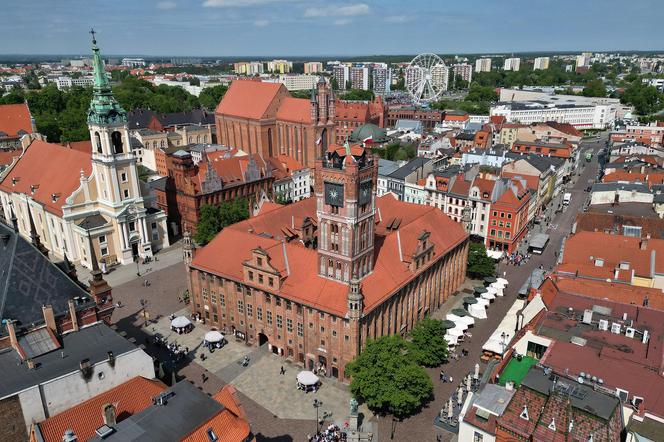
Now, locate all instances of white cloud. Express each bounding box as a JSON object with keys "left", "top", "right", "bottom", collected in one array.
[
  {"left": 384, "top": 15, "right": 414, "bottom": 24},
  {"left": 304, "top": 3, "right": 369, "bottom": 18},
  {"left": 157, "top": 1, "right": 177, "bottom": 9},
  {"left": 203, "top": 0, "right": 296, "bottom": 7},
  {"left": 254, "top": 19, "right": 270, "bottom": 27},
  {"left": 333, "top": 18, "right": 352, "bottom": 26}
]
